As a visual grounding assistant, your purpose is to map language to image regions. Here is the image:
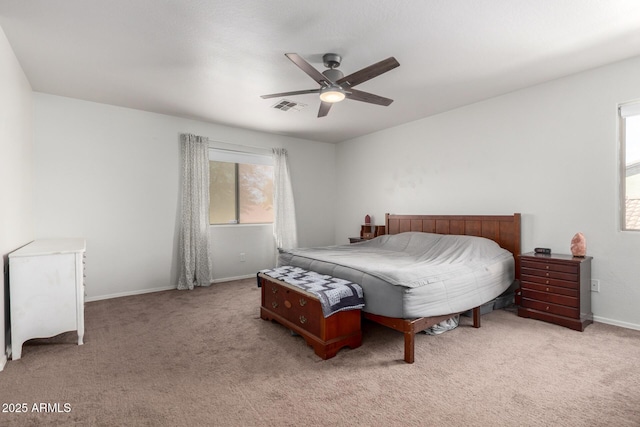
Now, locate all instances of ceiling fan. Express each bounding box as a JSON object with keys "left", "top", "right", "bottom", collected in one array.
[{"left": 261, "top": 53, "right": 400, "bottom": 118}]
